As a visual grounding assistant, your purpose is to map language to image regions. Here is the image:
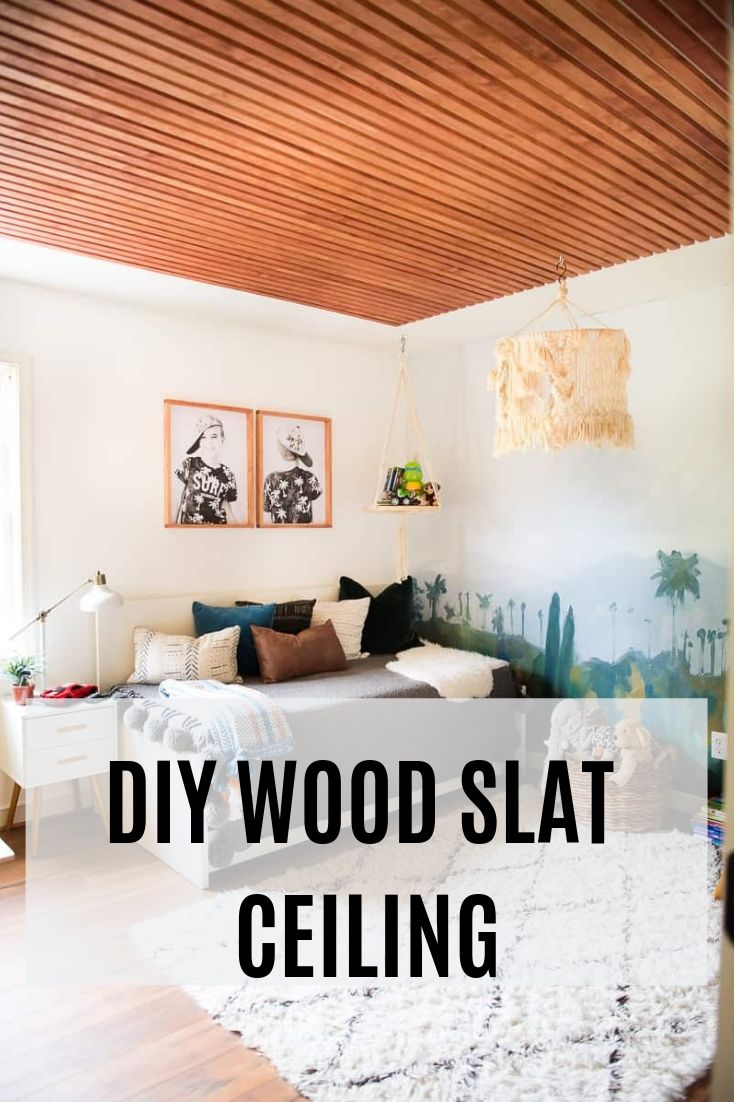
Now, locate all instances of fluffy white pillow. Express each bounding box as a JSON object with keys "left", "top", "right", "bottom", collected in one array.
[
  {"left": 128, "top": 626, "right": 240, "bottom": 684},
  {"left": 311, "top": 598, "right": 370, "bottom": 661}
]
